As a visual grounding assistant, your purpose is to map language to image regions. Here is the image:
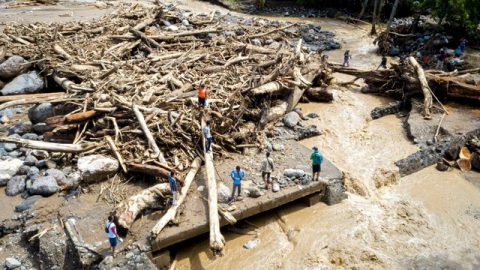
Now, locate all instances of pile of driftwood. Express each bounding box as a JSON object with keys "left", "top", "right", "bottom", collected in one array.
[{"left": 0, "top": 2, "right": 333, "bottom": 255}]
